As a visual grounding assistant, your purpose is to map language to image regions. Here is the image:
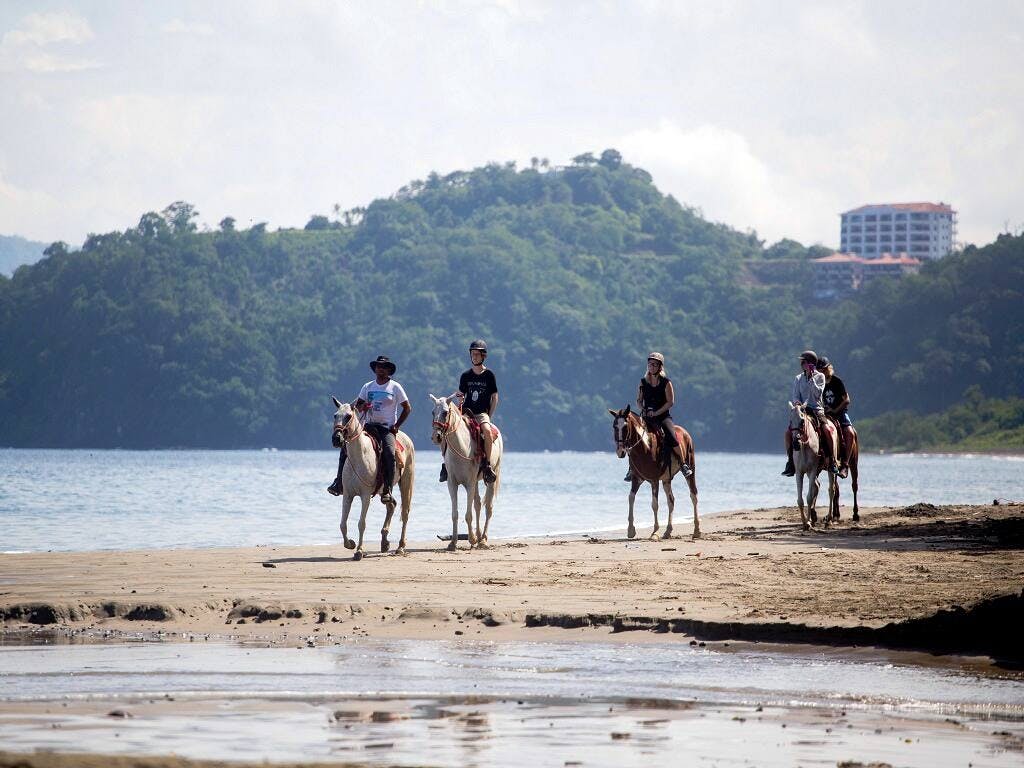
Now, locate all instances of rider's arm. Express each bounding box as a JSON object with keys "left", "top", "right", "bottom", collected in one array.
[
  {"left": 636, "top": 382, "right": 644, "bottom": 411},
  {"left": 488, "top": 392, "right": 498, "bottom": 416},
  {"left": 353, "top": 397, "right": 368, "bottom": 412},
  {"left": 652, "top": 381, "right": 675, "bottom": 417},
  {"left": 393, "top": 400, "right": 411, "bottom": 433}
]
